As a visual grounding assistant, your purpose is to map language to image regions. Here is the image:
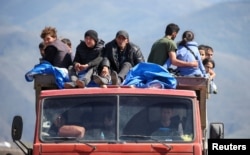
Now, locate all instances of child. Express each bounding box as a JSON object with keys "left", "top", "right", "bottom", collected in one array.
[
  {"left": 203, "top": 58, "right": 217, "bottom": 94},
  {"left": 198, "top": 44, "right": 207, "bottom": 61}
]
